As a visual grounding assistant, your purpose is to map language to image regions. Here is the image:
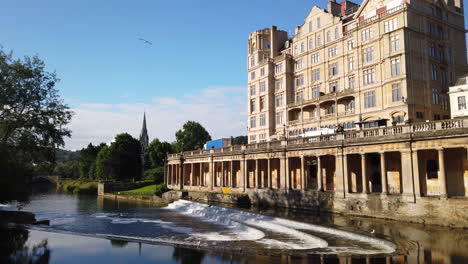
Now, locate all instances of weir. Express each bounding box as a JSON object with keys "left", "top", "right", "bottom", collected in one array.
[{"left": 166, "top": 118, "right": 468, "bottom": 228}]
